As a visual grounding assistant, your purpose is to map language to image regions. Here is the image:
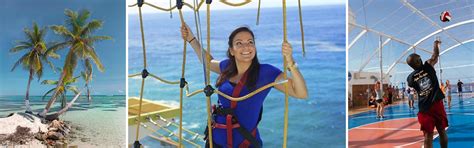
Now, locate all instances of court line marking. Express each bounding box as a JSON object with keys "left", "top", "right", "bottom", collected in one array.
[
  {"left": 394, "top": 127, "right": 449, "bottom": 148},
  {"left": 351, "top": 113, "right": 416, "bottom": 119},
  {"left": 350, "top": 117, "right": 417, "bottom": 130},
  {"left": 354, "top": 127, "right": 419, "bottom": 131},
  {"left": 350, "top": 97, "right": 473, "bottom": 118}
]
